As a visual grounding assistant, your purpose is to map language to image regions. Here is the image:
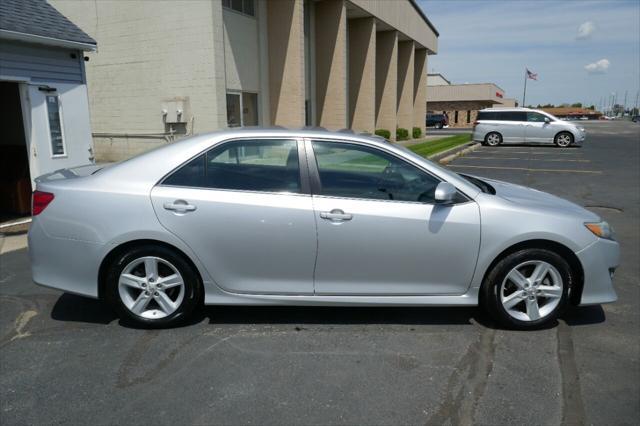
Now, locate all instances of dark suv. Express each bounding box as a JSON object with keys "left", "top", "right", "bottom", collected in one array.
[{"left": 426, "top": 113, "right": 448, "bottom": 129}]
